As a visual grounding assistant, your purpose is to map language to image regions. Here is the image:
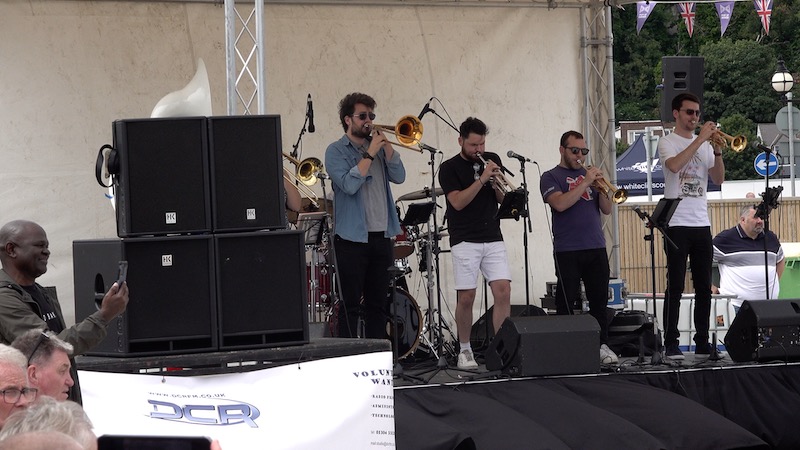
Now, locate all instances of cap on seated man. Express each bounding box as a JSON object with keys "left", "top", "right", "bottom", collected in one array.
[{"left": 11, "top": 330, "right": 74, "bottom": 401}]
